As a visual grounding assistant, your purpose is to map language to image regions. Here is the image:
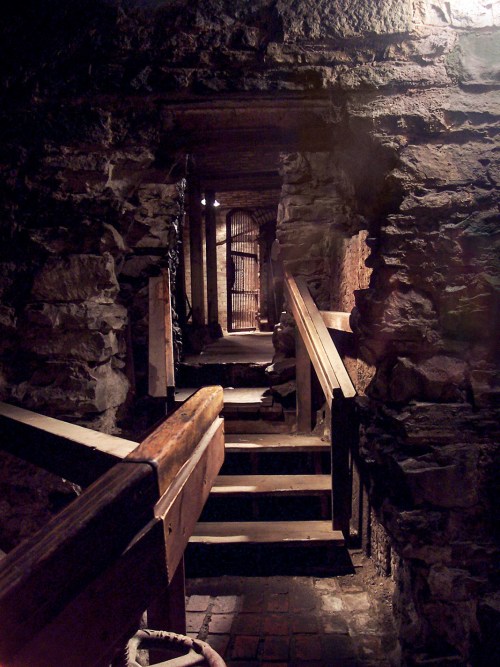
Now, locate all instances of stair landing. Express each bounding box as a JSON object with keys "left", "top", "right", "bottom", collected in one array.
[{"left": 183, "top": 332, "right": 274, "bottom": 365}]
